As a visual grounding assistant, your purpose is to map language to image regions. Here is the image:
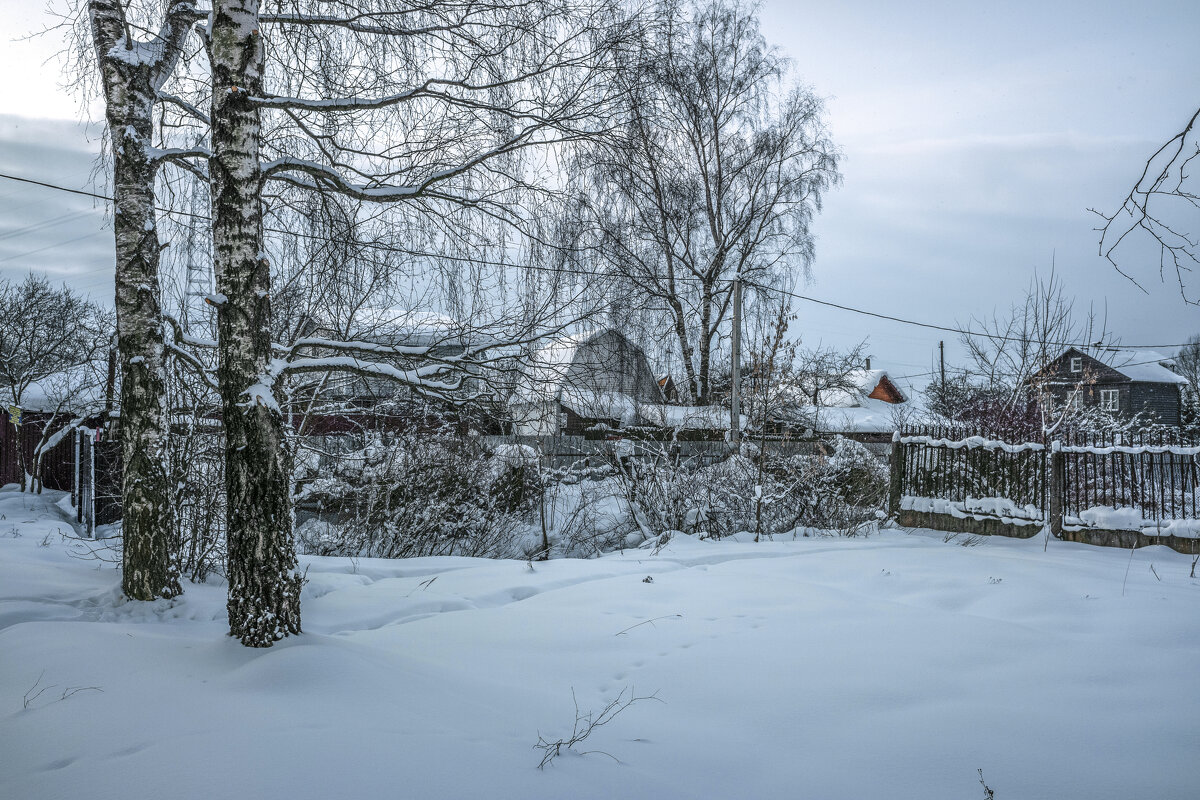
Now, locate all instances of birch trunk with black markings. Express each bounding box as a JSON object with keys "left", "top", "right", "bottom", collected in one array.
[
  {"left": 88, "top": 0, "right": 194, "bottom": 601},
  {"left": 210, "top": 0, "right": 302, "bottom": 646}
]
